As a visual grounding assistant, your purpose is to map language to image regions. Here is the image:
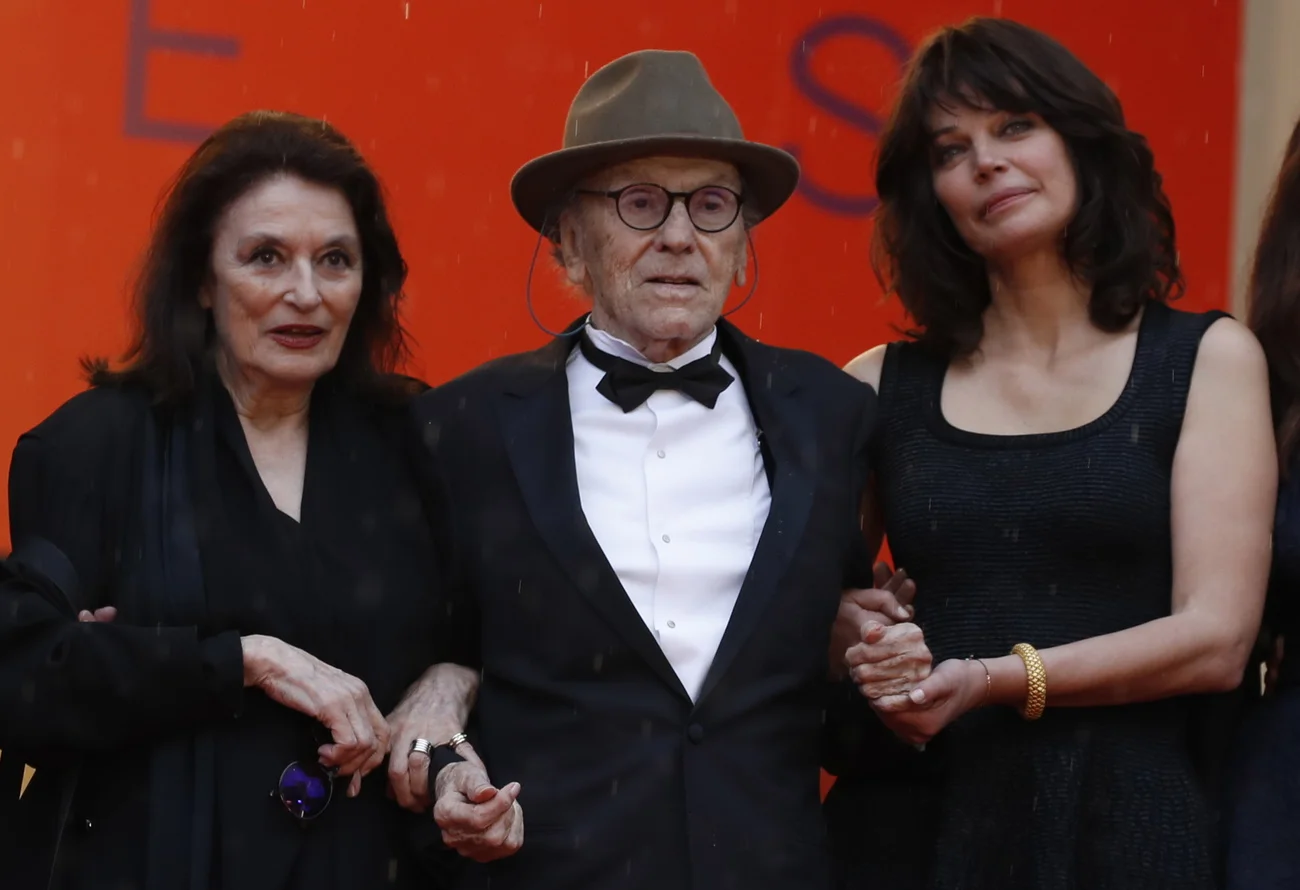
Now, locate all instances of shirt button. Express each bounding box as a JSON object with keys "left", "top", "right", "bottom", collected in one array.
[
  {"left": 687, "top": 724, "right": 705, "bottom": 744},
  {"left": 657, "top": 449, "right": 666, "bottom": 459},
  {"left": 666, "top": 620, "right": 676, "bottom": 629},
  {"left": 661, "top": 534, "right": 671, "bottom": 543}
]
